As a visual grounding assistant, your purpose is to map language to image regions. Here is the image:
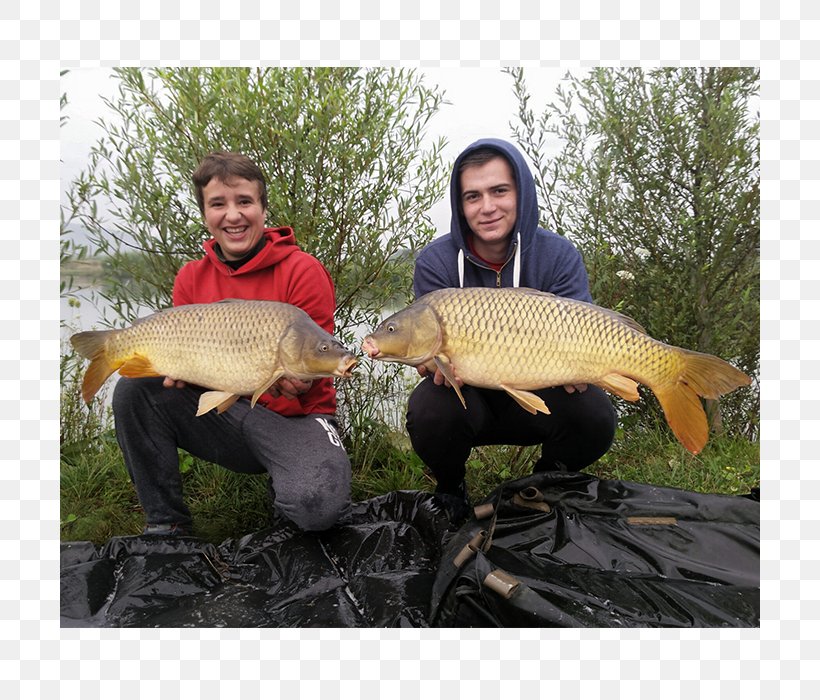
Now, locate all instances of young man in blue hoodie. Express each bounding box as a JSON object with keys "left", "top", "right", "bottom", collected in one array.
[{"left": 406, "top": 138, "right": 617, "bottom": 519}]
